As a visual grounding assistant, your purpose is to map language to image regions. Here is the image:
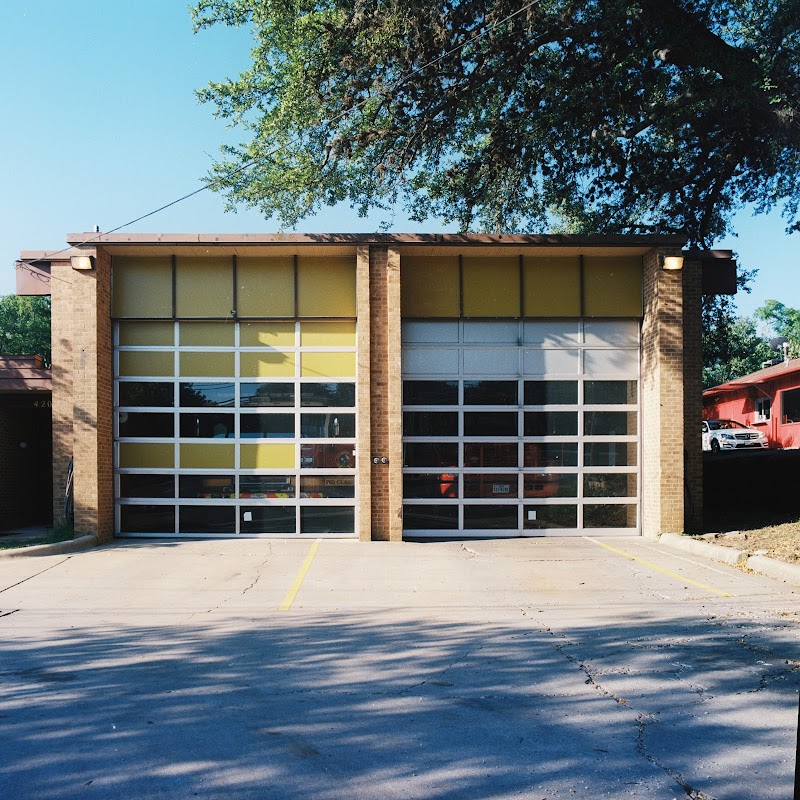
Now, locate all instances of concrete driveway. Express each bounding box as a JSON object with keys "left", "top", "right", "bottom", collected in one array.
[{"left": 0, "top": 537, "right": 798, "bottom": 799}]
